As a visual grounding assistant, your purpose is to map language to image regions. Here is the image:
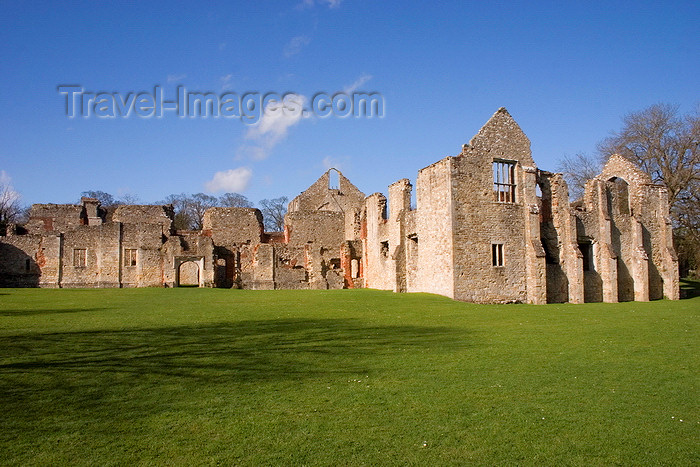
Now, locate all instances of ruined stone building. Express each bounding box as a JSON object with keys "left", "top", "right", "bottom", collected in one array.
[{"left": 0, "top": 108, "right": 679, "bottom": 303}]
